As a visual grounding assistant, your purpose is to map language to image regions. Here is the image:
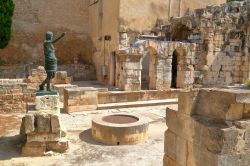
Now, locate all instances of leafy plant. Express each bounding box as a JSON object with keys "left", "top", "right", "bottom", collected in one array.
[
  {"left": 227, "top": 0, "right": 244, "bottom": 2},
  {"left": 0, "top": 0, "right": 15, "bottom": 48},
  {"left": 245, "top": 79, "right": 250, "bottom": 87}
]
